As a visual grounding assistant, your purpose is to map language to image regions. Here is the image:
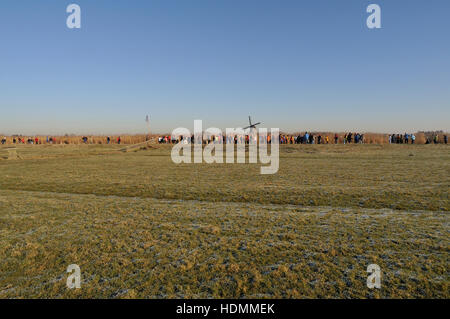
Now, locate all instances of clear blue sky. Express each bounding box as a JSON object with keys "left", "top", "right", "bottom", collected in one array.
[{"left": 0, "top": 0, "right": 449, "bottom": 135}]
